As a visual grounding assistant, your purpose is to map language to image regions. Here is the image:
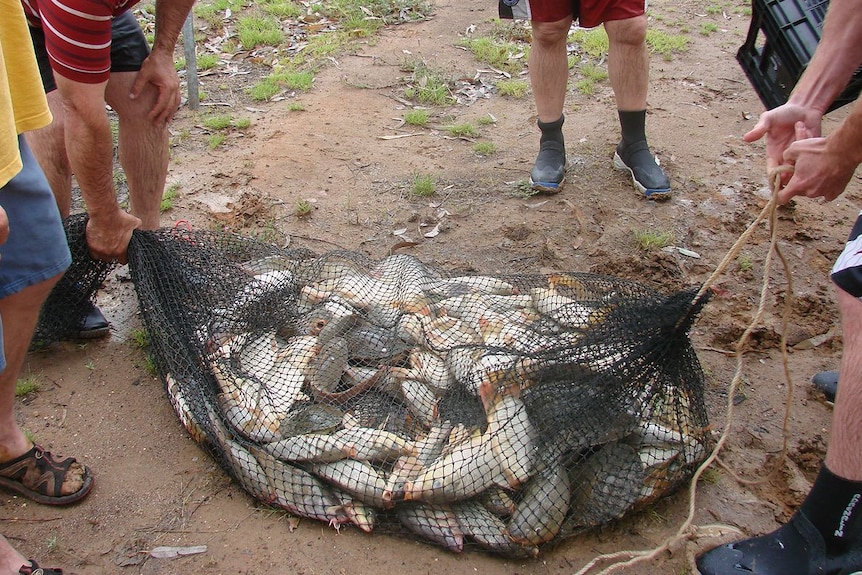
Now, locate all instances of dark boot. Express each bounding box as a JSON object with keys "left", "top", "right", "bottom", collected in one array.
[
  {"left": 530, "top": 115, "right": 566, "bottom": 193},
  {"left": 75, "top": 300, "right": 110, "bottom": 339},
  {"left": 813, "top": 370, "right": 839, "bottom": 403},
  {"left": 697, "top": 465, "right": 862, "bottom": 574}
]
